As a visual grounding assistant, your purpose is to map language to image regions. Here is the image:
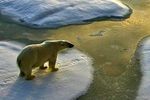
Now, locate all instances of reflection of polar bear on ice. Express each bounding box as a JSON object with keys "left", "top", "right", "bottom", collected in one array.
[{"left": 17, "top": 40, "right": 74, "bottom": 80}]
